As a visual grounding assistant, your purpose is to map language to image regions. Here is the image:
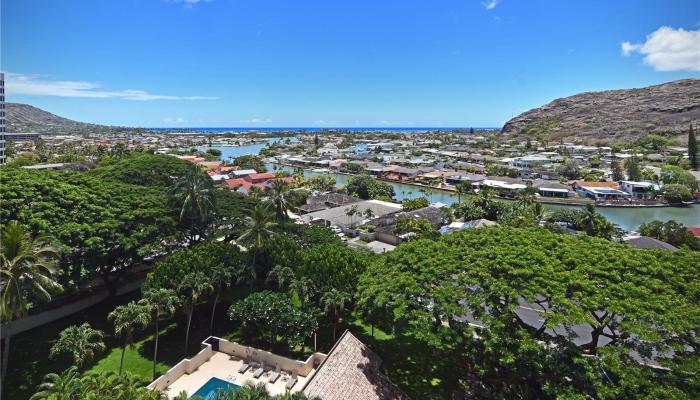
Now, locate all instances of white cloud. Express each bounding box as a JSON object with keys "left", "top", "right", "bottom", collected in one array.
[
  {"left": 621, "top": 26, "right": 700, "bottom": 71},
  {"left": 482, "top": 0, "right": 501, "bottom": 10},
  {"left": 4, "top": 72, "right": 218, "bottom": 101},
  {"left": 163, "top": 117, "right": 186, "bottom": 124},
  {"left": 238, "top": 118, "right": 271, "bottom": 124}
]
